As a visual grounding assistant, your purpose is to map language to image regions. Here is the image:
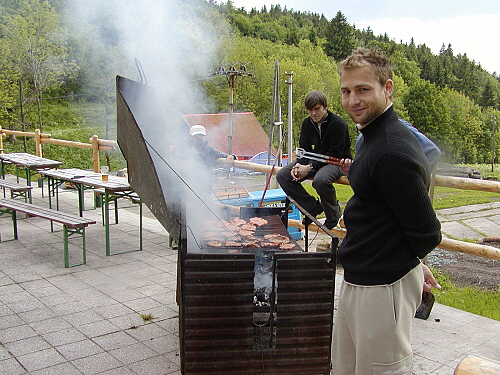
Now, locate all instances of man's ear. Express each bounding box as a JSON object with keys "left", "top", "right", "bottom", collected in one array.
[{"left": 384, "top": 79, "right": 394, "bottom": 98}]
